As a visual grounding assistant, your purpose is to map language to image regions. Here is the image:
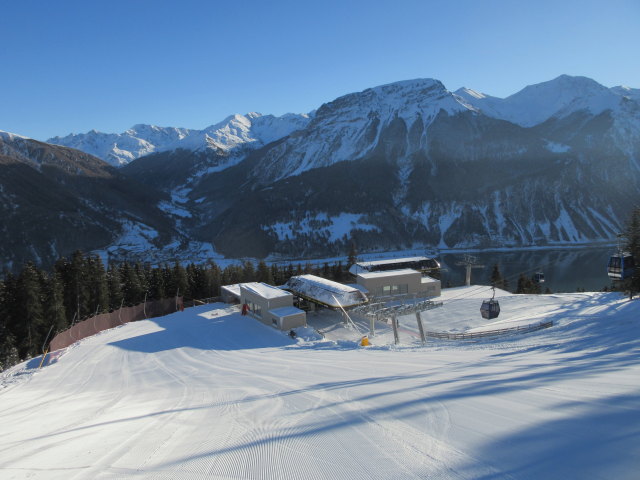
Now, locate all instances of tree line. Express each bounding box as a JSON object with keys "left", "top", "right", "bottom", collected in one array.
[{"left": 0, "top": 251, "right": 353, "bottom": 371}]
